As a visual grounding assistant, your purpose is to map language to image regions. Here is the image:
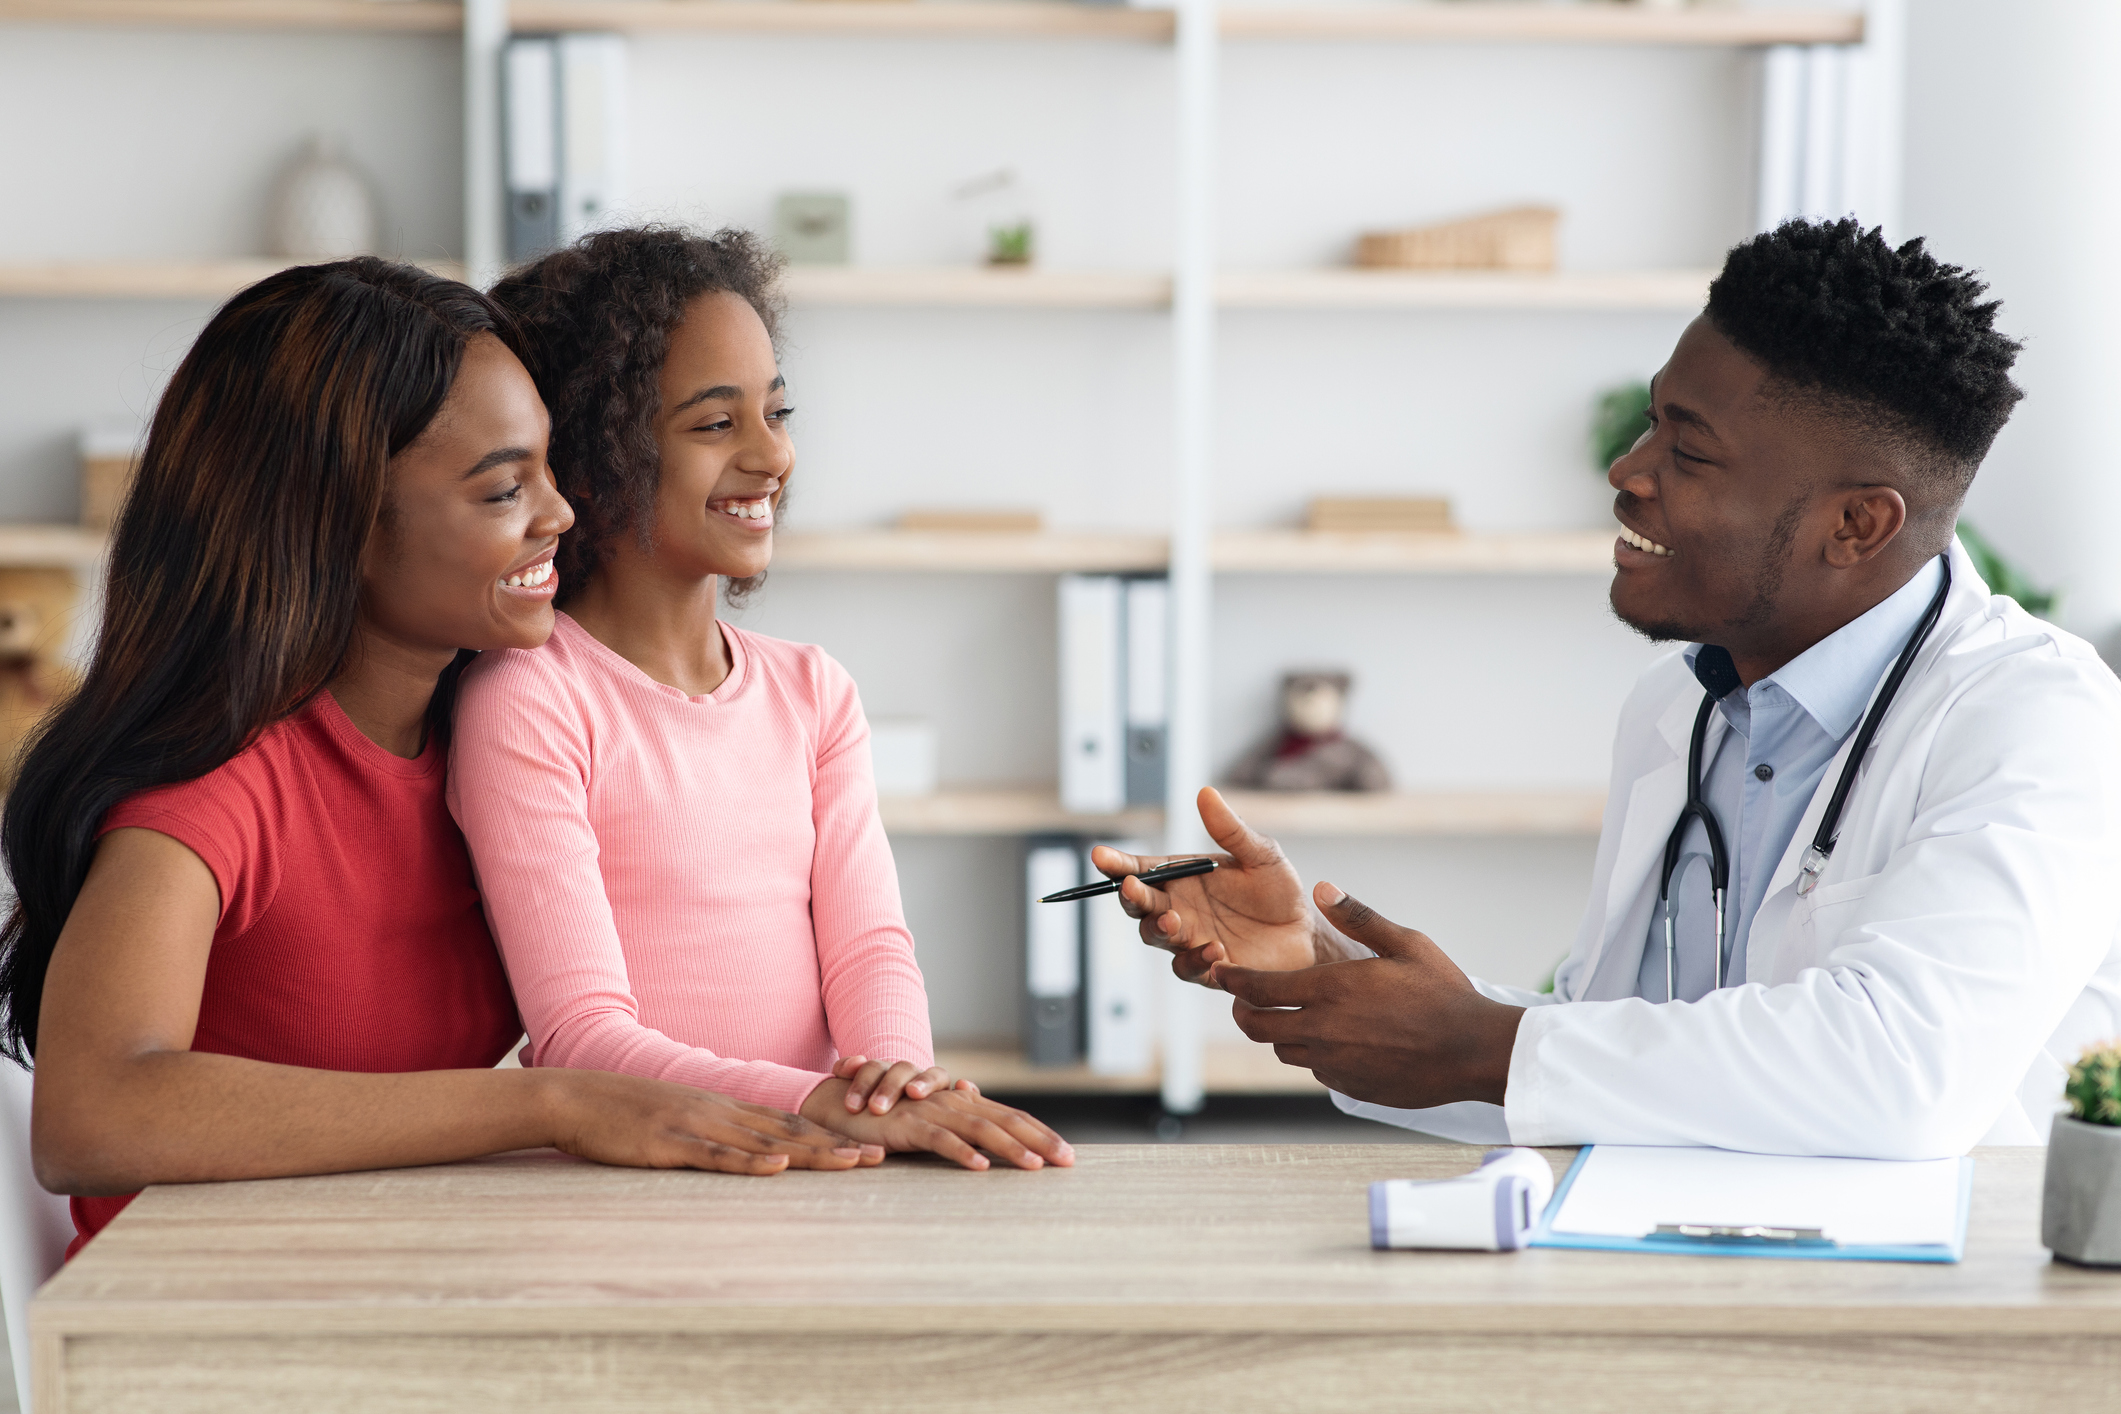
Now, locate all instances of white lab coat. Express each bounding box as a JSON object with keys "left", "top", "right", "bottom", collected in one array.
[{"left": 1338, "top": 539, "right": 2121, "bottom": 1158}]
